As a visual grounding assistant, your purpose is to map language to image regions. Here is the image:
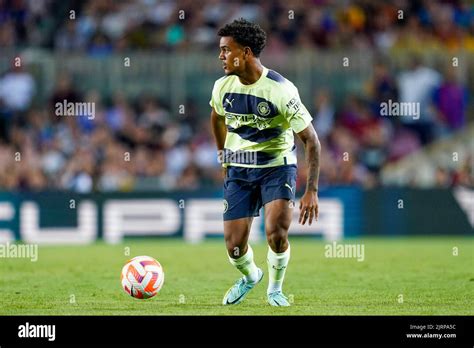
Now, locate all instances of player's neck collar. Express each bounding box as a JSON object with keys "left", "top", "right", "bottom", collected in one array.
[{"left": 237, "top": 66, "right": 267, "bottom": 88}]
